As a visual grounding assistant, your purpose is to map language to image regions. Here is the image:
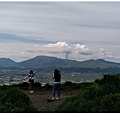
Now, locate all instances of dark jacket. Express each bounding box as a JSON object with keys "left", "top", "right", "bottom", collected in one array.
[{"left": 53, "top": 70, "right": 61, "bottom": 82}]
